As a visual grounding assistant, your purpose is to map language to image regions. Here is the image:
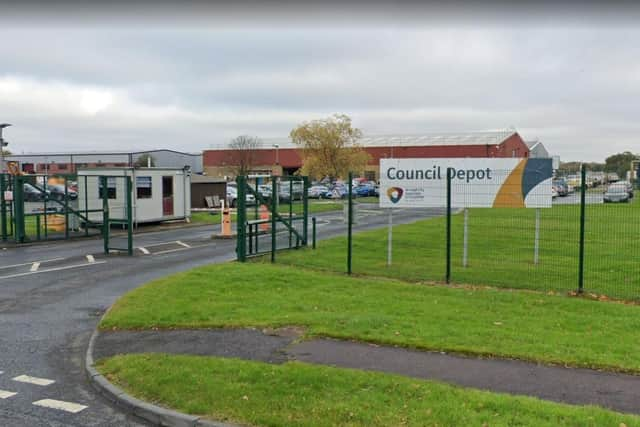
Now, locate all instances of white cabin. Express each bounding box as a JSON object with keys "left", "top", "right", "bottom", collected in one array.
[{"left": 77, "top": 167, "right": 191, "bottom": 224}]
